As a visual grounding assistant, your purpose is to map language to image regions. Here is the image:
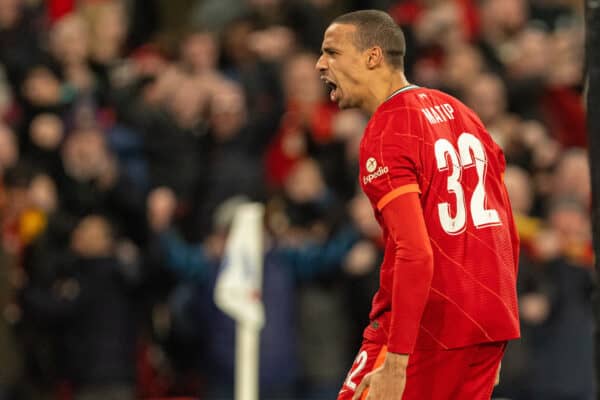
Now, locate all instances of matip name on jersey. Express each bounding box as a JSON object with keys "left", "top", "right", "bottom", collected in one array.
[{"left": 421, "top": 103, "right": 455, "bottom": 125}]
